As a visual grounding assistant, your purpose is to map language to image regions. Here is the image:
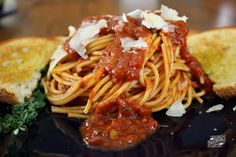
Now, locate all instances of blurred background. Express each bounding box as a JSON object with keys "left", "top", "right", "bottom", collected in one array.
[{"left": 0, "top": 0, "right": 236, "bottom": 41}]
